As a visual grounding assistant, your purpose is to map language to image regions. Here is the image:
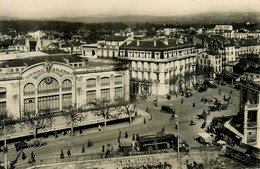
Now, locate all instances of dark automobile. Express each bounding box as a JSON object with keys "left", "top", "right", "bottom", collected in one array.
[
  {"left": 160, "top": 105, "right": 175, "bottom": 114},
  {"left": 198, "top": 86, "right": 207, "bottom": 92},
  {"left": 203, "top": 80, "right": 217, "bottom": 88}
]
